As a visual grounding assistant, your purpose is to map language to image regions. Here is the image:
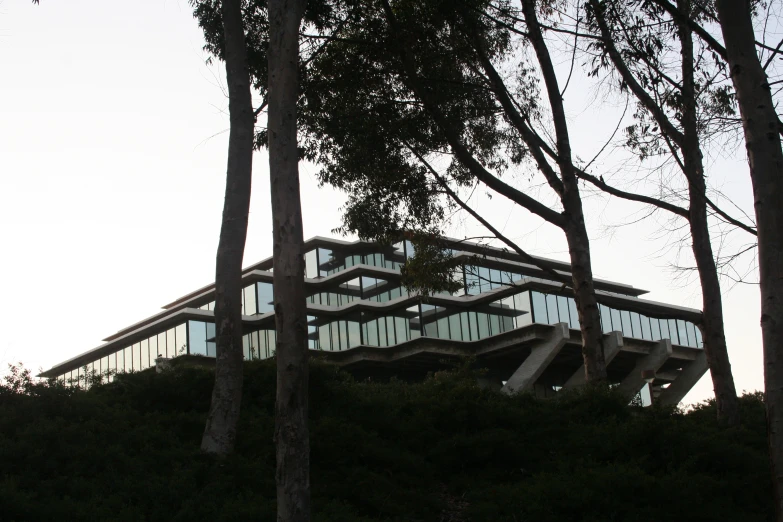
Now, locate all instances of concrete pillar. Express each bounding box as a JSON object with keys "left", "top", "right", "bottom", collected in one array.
[
  {"left": 616, "top": 338, "right": 672, "bottom": 400},
  {"left": 502, "top": 322, "right": 569, "bottom": 395},
  {"left": 657, "top": 350, "right": 708, "bottom": 407},
  {"left": 562, "top": 330, "right": 624, "bottom": 389}
]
